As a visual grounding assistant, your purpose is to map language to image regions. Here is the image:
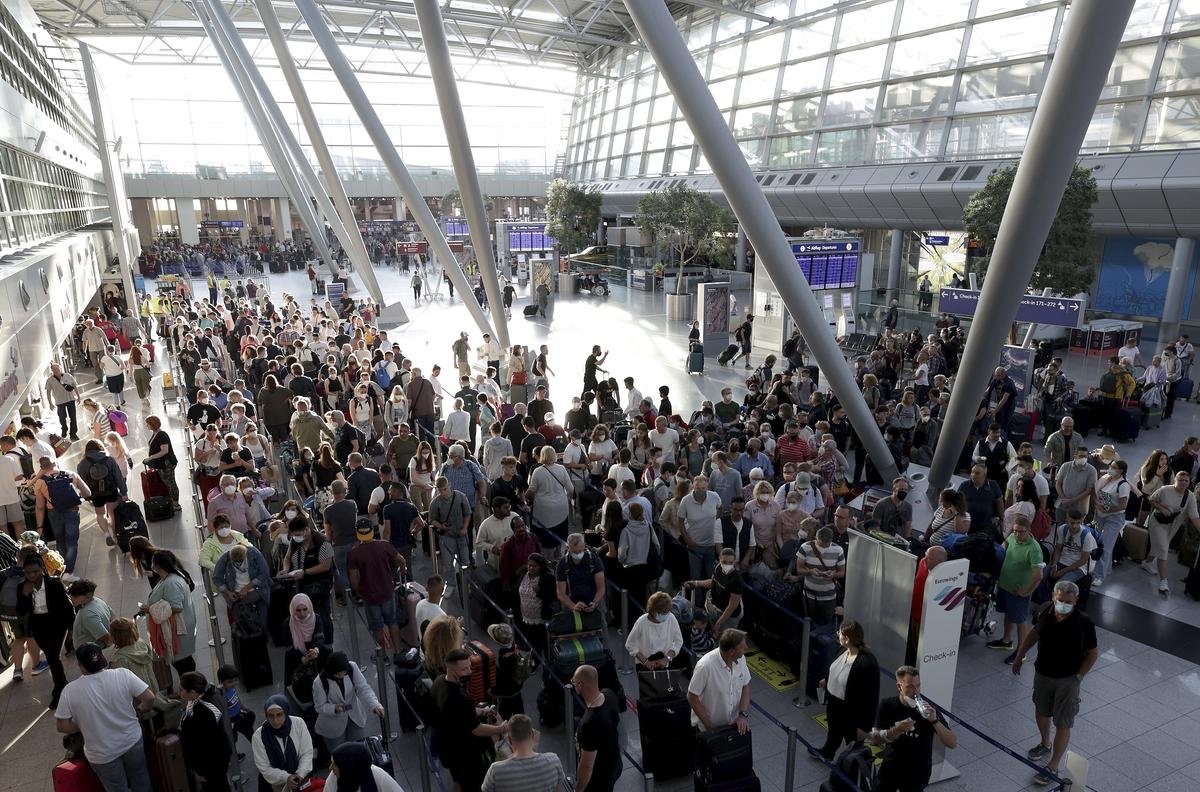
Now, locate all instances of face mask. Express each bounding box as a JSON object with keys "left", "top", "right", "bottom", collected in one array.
[
  {"left": 787, "top": 503, "right": 799, "bottom": 512},
  {"left": 1074, "top": 458, "right": 1086, "bottom": 468},
  {"left": 570, "top": 551, "right": 585, "bottom": 561},
  {"left": 1054, "top": 601, "right": 1074, "bottom": 616},
  {"left": 285, "top": 510, "right": 298, "bottom": 520},
  {"left": 224, "top": 485, "right": 237, "bottom": 495},
  {"left": 899, "top": 694, "right": 917, "bottom": 708},
  {"left": 217, "top": 527, "right": 231, "bottom": 538},
  {"left": 1108, "top": 468, "right": 1120, "bottom": 477},
  {"left": 290, "top": 535, "right": 305, "bottom": 544},
  {"left": 720, "top": 563, "right": 735, "bottom": 574},
  {"left": 896, "top": 490, "right": 908, "bottom": 501},
  {"left": 757, "top": 494, "right": 770, "bottom": 504},
  {"left": 421, "top": 452, "right": 430, "bottom": 458},
  {"left": 648, "top": 613, "right": 660, "bottom": 623}
]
